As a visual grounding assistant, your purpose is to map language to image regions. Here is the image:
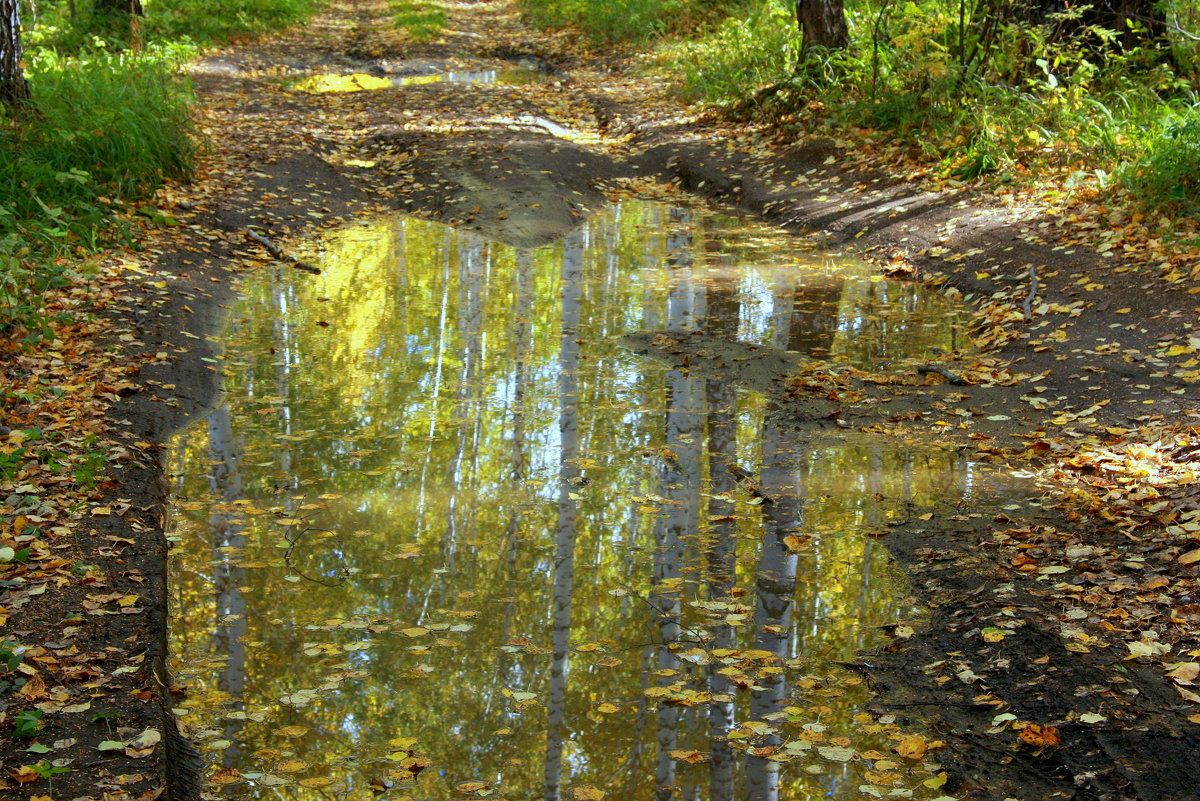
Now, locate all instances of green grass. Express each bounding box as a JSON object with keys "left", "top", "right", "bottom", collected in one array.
[
  {"left": 144, "top": 0, "right": 321, "bottom": 45},
  {"left": 0, "top": 44, "right": 198, "bottom": 337},
  {"left": 0, "top": 0, "right": 324, "bottom": 339},
  {"left": 392, "top": 0, "right": 448, "bottom": 41},
  {"left": 522, "top": 0, "right": 742, "bottom": 45}
]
